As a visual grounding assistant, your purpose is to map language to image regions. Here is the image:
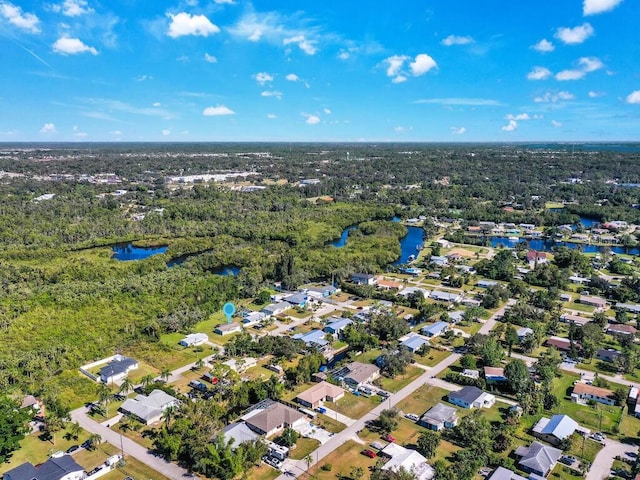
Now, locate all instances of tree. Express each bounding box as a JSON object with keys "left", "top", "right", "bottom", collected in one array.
[
  {"left": 87, "top": 433, "right": 102, "bottom": 450},
  {"left": 278, "top": 427, "right": 298, "bottom": 447},
  {"left": 504, "top": 325, "right": 519, "bottom": 357},
  {"left": 160, "top": 368, "right": 171, "bottom": 383},
  {"left": 416, "top": 430, "right": 440, "bottom": 459},
  {"left": 375, "top": 408, "right": 399, "bottom": 435},
  {"left": 350, "top": 466, "right": 365, "bottom": 480},
  {"left": 118, "top": 378, "right": 134, "bottom": 397},
  {"left": 504, "top": 359, "right": 530, "bottom": 395},
  {"left": 140, "top": 374, "right": 155, "bottom": 388},
  {"left": 303, "top": 453, "right": 313, "bottom": 474},
  {"left": 96, "top": 384, "right": 112, "bottom": 417},
  {"left": 480, "top": 336, "right": 504, "bottom": 367},
  {"left": 451, "top": 410, "right": 491, "bottom": 458},
  {"left": 460, "top": 354, "right": 477, "bottom": 370},
  {"left": 0, "top": 396, "right": 32, "bottom": 462}
]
